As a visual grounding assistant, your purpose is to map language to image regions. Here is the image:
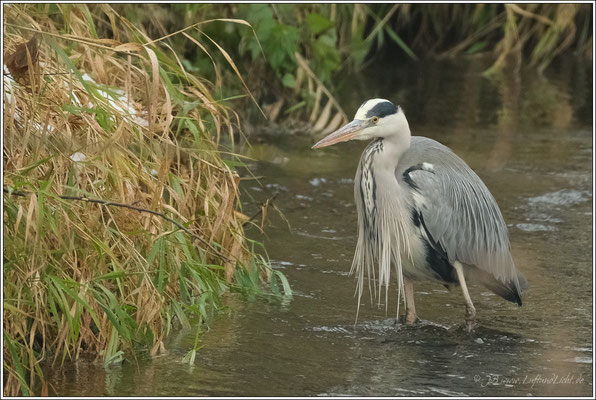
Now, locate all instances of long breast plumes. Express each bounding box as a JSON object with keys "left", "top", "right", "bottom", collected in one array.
[{"left": 351, "top": 139, "right": 412, "bottom": 320}]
